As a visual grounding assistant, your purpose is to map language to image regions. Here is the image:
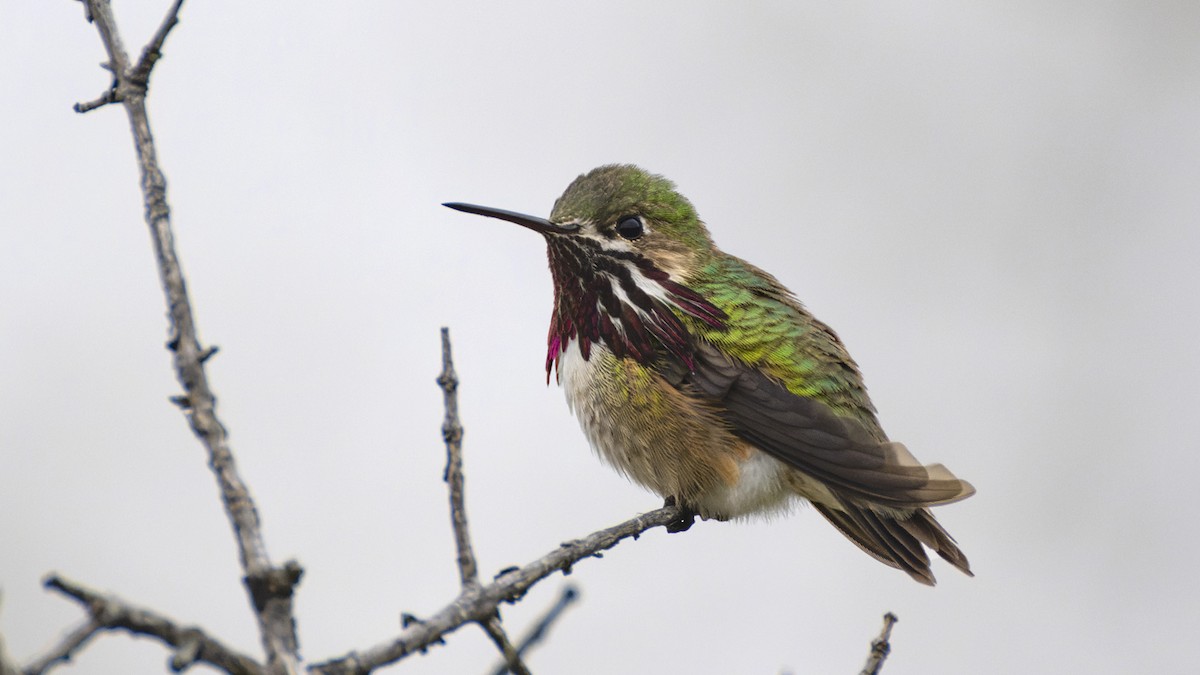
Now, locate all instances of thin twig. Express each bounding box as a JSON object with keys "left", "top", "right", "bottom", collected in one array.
[
  {"left": 310, "top": 504, "right": 684, "bottom": 674},
  {"left": 490, "top": 585, "right": 579, "bottom": 675},
  {"left": 437, "top": 329, "right": 528, "bottom": 675},
  {"left": 73, "top": 0, "right": 131, "bottom": 115},
  {"left": 130, "top": 0, "right": 184, "bottom": 83},
  {"left": 21, "top": 616, "right": 103, "bottom": 675},
  {"left": 859, "top": 612, "right": 898, "bottom": 675},
  {"left": 73, "top": 88, "right": 119, "bottom": 113},
  {"left": 480, "top": 617, "right": 527, "bottom": 675},
  {"left": 34, "top": 574, "right": 263, "bottom": 675},
  {"left": 73, "top": 2, "right": 301, "bottom": 673},
  {"left": 439, "top": 328, "right": 478, "bottom": 587}
]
